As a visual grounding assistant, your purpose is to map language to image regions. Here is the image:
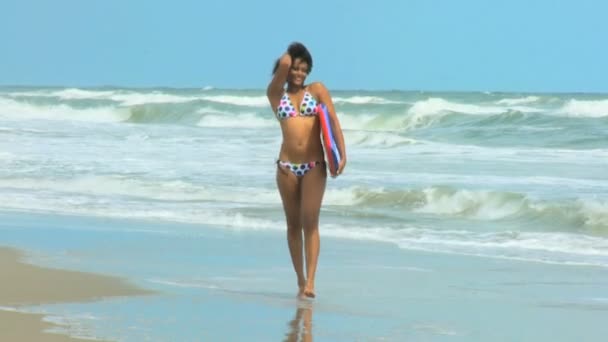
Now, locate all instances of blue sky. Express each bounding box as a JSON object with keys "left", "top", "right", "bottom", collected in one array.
[{"left": 1, "top": 0, "right": 606, "bottom": 92}]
